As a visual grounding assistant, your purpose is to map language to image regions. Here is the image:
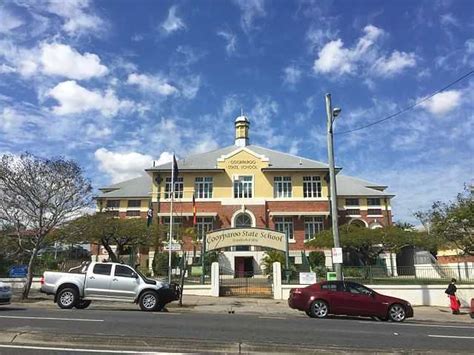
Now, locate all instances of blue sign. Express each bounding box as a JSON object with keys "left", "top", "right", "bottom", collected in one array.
[{"left": 9, "top": 265, "right": 28, "bottom": 278}]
